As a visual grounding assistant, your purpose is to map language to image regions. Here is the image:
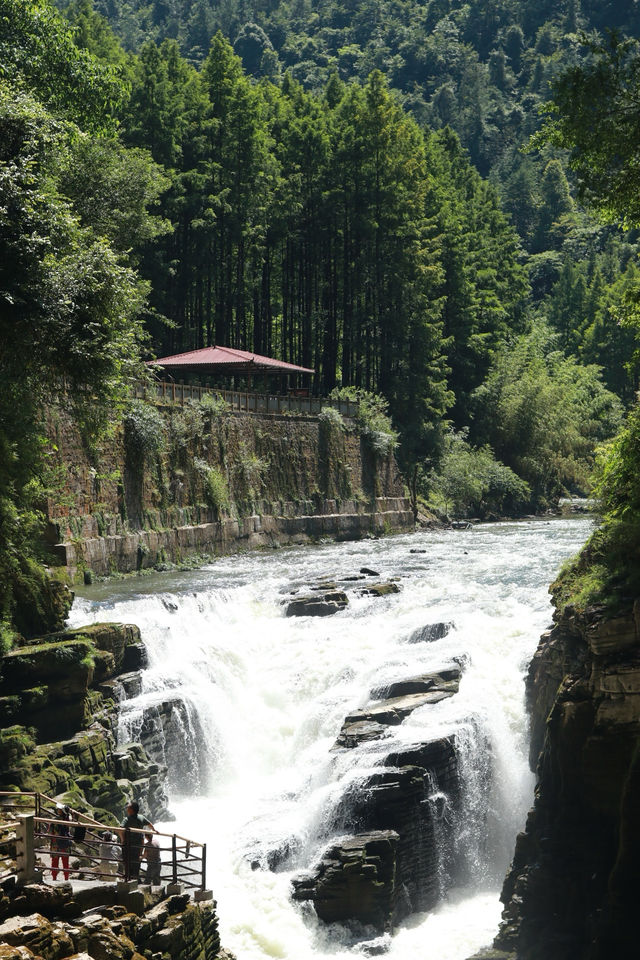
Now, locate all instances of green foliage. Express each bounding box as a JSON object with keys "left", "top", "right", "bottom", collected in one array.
[
  {"left": 426, "top": 429, "right": 531, "bottom": 518},
  {"left": 194, "top": 459, "right": 229, "bottom": 515},
  {"left": 234, "top": 448, "right": 268, "bottom": 500},
  {"left": 473, "top": 323, "right": 623, "bottom": 506},
  {"left": 0, "top": 10, "right": 157, "bottom": 636},
  {"left": 0, "top": 0, "right": 124, "bottom": 132},
  {"left": 330, "top": 387, "right": 398, "bottom": 456},
  {"left": 168, "top": 401, "right": 205, "bottom": 451},
  {"left": 199, "top": 392, "right": 229, "bottom": 418},
  {"left": 535, "top": 33, "right": 640, "bottom": 227},
  {"left": 318, "top": 406, "right": 347, "bottom": 432},
  {"left": 594, "top": 401, "right": 640, "bottom": 519},
  {"left": 124, "top": 401, "right": 165, "bottom": 463}
]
